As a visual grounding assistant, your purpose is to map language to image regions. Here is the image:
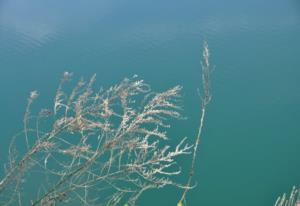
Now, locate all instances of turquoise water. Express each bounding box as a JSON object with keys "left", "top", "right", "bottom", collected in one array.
[{"left": 1, "top": 0, "right": 300, "bottom": 205}]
